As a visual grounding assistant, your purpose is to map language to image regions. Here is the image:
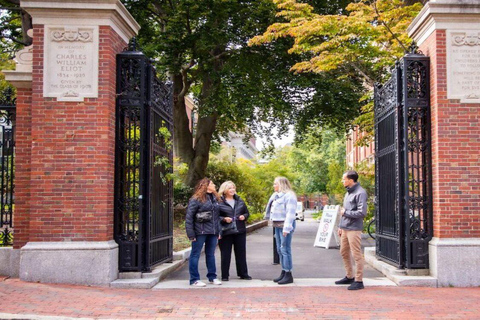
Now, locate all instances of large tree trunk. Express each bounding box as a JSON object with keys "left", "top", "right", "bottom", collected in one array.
[
  {"left": 172, "top": 73, "right": 194, "bottom": 165},
  {"left": 172, "top": 70, "right": 218, "bottom": 188},
  {"left": 21, "top": 10, "right": 33, "bottom": 46},
  {"left": 185, "top": 73, "right": 218, "bottom": 188}
]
